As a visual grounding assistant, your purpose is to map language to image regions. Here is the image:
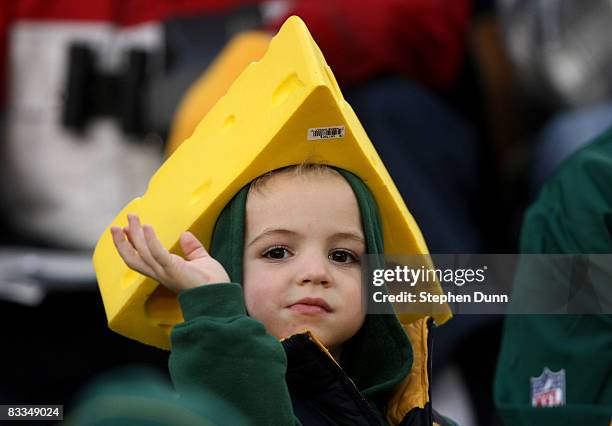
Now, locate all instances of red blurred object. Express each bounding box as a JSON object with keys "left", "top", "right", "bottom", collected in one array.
[
  {"left": 269, "top": 0, "right": 472, "bottom": 89},
  {"left": 1, "top": 0, "right": 471, "bottom": 106}
]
